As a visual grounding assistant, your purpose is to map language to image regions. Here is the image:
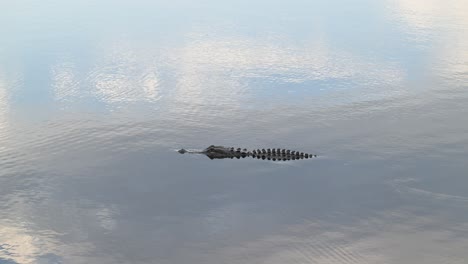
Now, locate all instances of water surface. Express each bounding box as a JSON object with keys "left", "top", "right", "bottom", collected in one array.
[{"left": 1, "top": 0, "right": 468, "bottom": 263}]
